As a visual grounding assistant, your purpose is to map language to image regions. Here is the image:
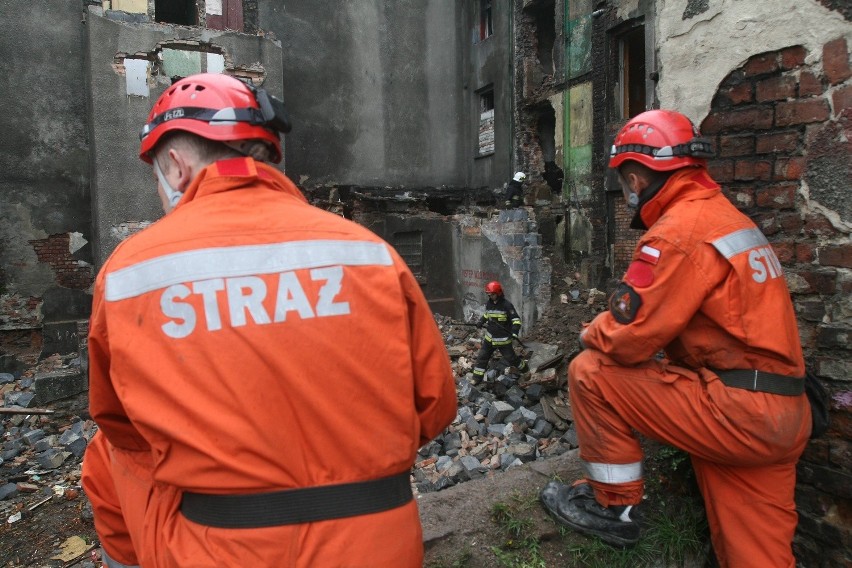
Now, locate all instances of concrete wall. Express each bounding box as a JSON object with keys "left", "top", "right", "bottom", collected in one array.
[
  {"left": 86, "top": 7, "right": 285, "bottom": 266},
  {"left": 0, "top": 0, "right": 94, "bottom": 331},
  {"left": 260, "top": 1, "right": 484, "bottom": 190}
]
